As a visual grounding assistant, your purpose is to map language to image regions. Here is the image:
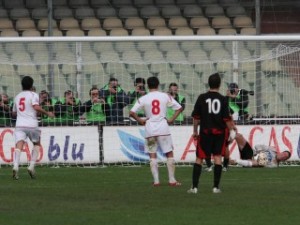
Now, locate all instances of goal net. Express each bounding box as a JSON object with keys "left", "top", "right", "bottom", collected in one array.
[{"left": 0, "top": 36, "right": 299, "bottom": 166}]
